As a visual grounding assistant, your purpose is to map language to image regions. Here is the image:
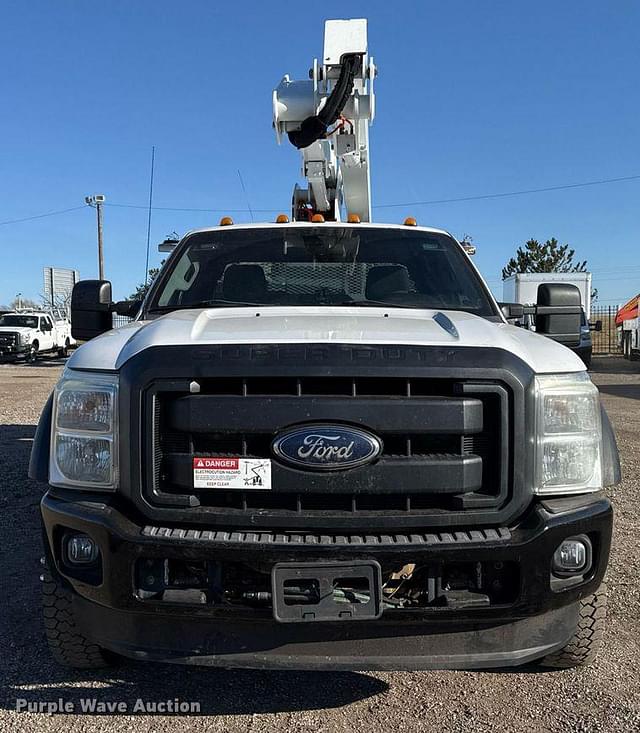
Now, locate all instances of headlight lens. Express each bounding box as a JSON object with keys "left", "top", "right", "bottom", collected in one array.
[
  {"left": 50, "top": 372, "right": 118, "bottom": 490},
  {"left": 534, "top": 373, "right": 602, "bottom": 495}
]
